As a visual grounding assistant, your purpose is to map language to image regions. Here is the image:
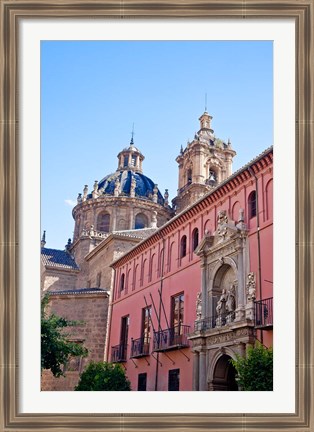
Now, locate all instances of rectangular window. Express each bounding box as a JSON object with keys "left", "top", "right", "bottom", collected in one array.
[
  {"left": 120, "top": 315, "right": 129, "bottom": 361},
  {"left": 142, "top": 306, "right": 151, "bottom": 343},
  {"left": 138, "top": 373, "right": 147, "bottom": 391},
  {"left": 168, "top": 369, "right": 180, "bottom": 391},
  {"left": 96, "top": 272, "right": 101, "bottom": 288},
  {"left": 171, "top": 293, "right": 184, "bottom": 331}
]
